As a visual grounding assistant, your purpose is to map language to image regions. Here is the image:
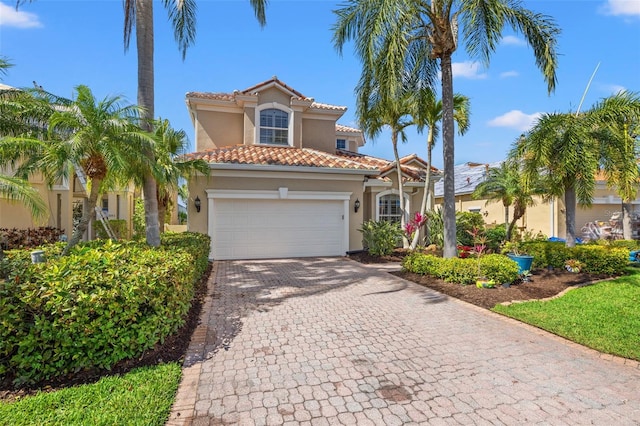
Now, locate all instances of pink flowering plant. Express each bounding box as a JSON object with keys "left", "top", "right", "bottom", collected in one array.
[
  {"left": 468, "top": 227, "right": 495, "bottom": 287},
  {"left": 404, "top": 212, "right": 428, "bottom": 242}
]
